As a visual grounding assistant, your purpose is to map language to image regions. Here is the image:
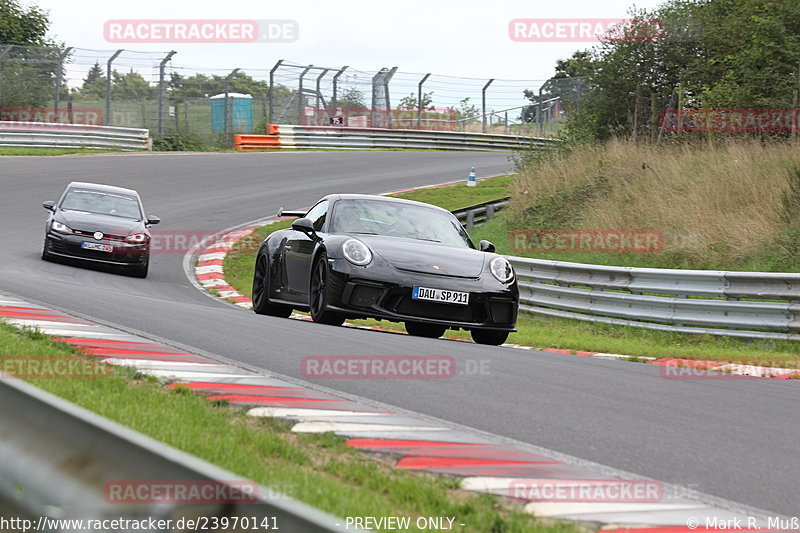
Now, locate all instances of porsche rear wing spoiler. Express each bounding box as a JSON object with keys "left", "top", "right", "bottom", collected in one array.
[{"left": 277, "top": 207, "right": 307, "bottom": 218}]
